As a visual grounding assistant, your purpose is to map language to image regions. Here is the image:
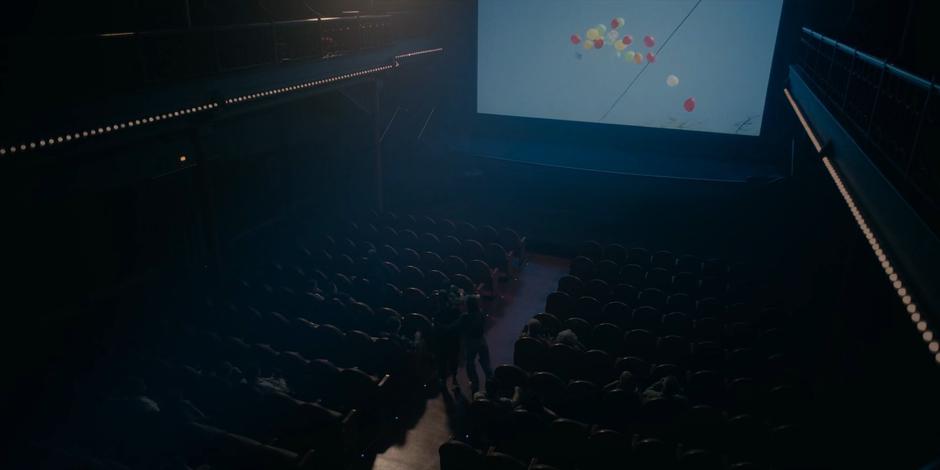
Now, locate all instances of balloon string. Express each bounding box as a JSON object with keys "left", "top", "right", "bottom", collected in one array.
[{"left": 600, "top": 0, "right": 703, "bottom": 121}]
